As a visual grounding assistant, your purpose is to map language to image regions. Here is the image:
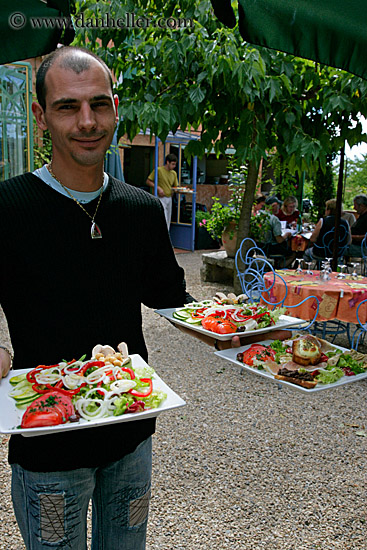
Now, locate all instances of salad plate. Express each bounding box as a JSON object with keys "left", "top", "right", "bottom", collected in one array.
[
  {"left": 0, "top": 354, "right": 186, "bottom": 437},
  {"left": 215, "top": 340, "right": 367, "bottom": 393},
  {"left": 156, "top": 307, "right": 306, "bottom": 341}
]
